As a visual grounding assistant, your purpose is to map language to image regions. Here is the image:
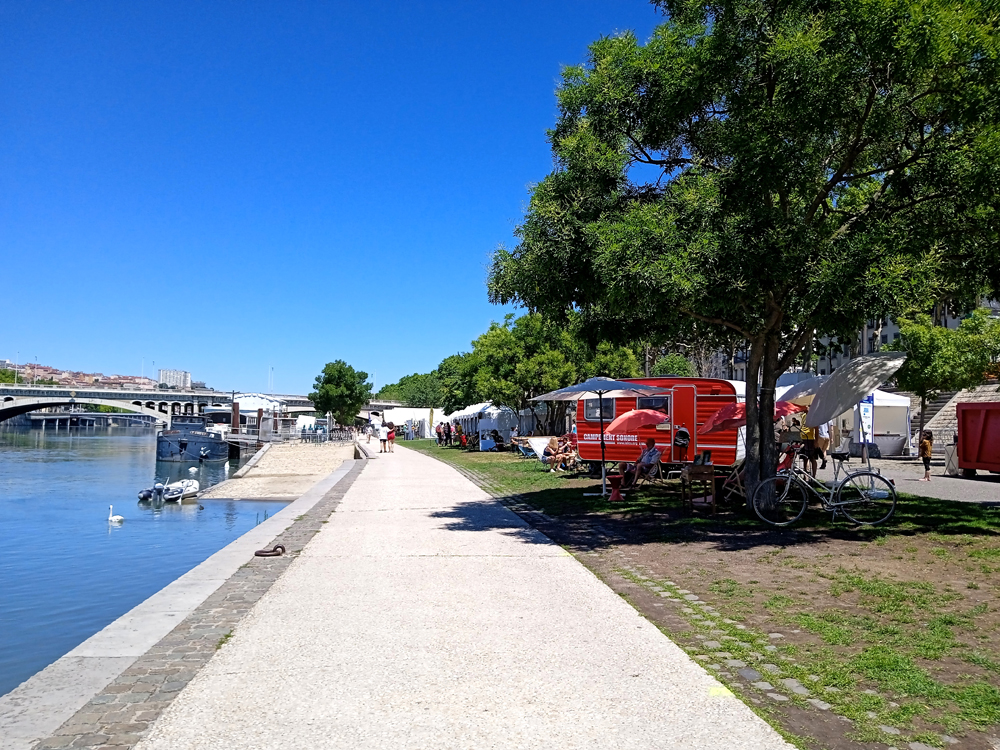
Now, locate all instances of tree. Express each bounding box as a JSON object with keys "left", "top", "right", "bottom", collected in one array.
[
  {"left": 0, "top": 369, "right": 15, "bottom": 384},
  {"left": 376, "top": 372, "right": 445, "bottom": 407},
  {"left": 489, "top": 0, "right": 1000, "bottom": 492},
  {"left": 430, "top": 313, "right": 641, "bottom": 432},
  {"left": 437, "top": 353, "right": 483, "bottom": 415},
  {"left": 309, "top": 361, "right": 373, "bottom": 427},
  {"left": 891, "top": 310, "right": 1000, "bottom": 435},
  {"left": 467, "top": 313, "right": 641, "bottom": 433},
  {"left": 651, "top": 353, "right": 694, "bottom": 377}
]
